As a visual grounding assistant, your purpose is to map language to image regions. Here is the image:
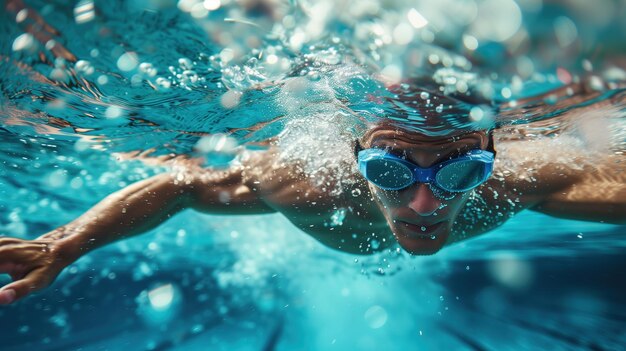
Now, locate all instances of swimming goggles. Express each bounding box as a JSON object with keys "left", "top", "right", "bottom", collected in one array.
[{"left": 357, "top": 148, "right": 494, "bottom": 192}]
